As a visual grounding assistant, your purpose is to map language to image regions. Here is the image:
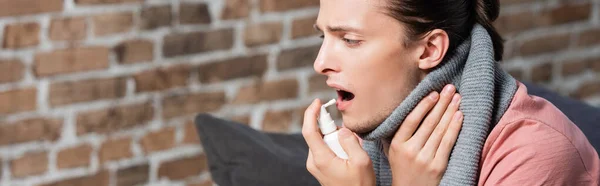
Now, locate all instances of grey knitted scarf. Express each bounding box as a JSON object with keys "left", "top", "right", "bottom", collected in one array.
[{"left": 360, "top": 24, "right": 518, "bottom": 186}]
